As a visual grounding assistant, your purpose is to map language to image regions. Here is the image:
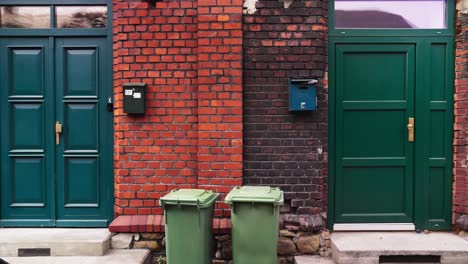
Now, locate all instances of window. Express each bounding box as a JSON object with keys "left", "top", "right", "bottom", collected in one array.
[
  {"left": 335, "top": 0, "right": 446, "bottom": 29},
  {"left": 56, "top": 6, "right": 107, "bottom": 28},
  {"left": 0, "top": 6, "right": 50, "bottom": 28},
  {"left": 0, "top": 5, "right": 107, "bottom": 29}
]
